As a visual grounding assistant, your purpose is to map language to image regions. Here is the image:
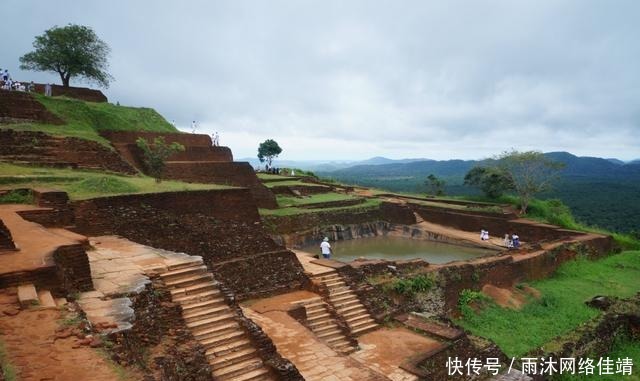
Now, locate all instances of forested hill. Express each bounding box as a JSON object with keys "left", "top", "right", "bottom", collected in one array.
[{"left": 319, "top": 152, "right": 640, "bottom": 234}]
